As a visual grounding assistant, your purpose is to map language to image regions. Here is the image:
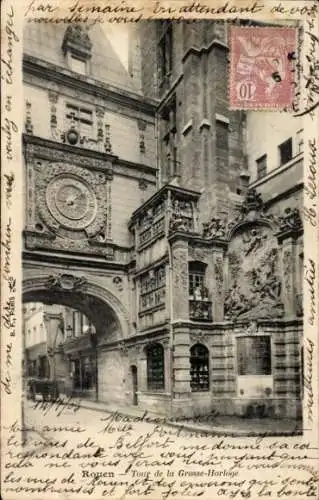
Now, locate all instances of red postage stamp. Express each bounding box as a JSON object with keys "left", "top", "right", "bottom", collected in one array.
[{"left": 229, "top": 26, "right": 297, "bottom": 110}]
